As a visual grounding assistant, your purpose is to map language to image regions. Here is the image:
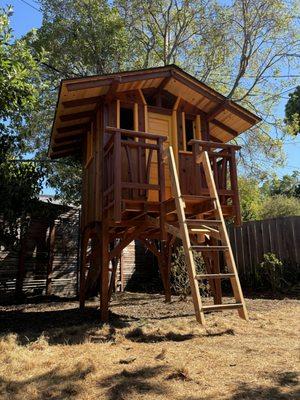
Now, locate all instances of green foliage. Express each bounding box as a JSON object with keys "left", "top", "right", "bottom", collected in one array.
[
  {"left": 171, "top": 245, "right": 208, "bottom": 299},
  {"left": 285, "top": 86, "right": 300, "bottom": 135},
  {"left": 257, "top": 253, "right": 284, "bottom": 293},
  {"left": 0, "top": 136, "right": 45, "bottom": 247},
  {"left": 0, "top": 7, "right": 44, "bottom": 143},
  {"left": 258, "top": 195, "right": 300, "bottom": 219},
  {"left": 238, "top": 176, "right": 264, "bottom": 221},
  {"left": 239, "top": 172, "right": 300, "bottom": 221},
  {"left": 47, "top": 158, "right": 82, "bottom": 206},
  {"left": 19, "top": 0, "right": 300, "bottom": 203},
  {"left": 23, "top": 0, "right": 131, "bottom": 202},
  {"left": 262, "top": 171, "right": 300, "bottom": 198},
  {"left": 0, "top": 8, "right": 45, "bottom": 247}
]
